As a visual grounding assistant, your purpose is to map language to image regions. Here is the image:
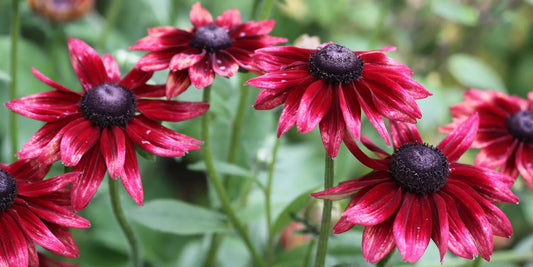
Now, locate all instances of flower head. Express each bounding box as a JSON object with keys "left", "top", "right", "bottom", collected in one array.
[
  {"left": 441, "top": 89, "right": 533, "bottom": 187},
  {"left": 246, "top": 43, "right": 431, "bottom": 158},
  {"left": 0, "top": 159, "right": 90, "bottom": 267},
  {"left": 27, "top": 0, "right": 94, "bottom": 23},
  {"left": 129, "top": 2, "right": 287, "bottom": 99},
  {"left": 6, "top": 38, "right": 209, "bottom": 211},
  {"left": 312, "top": 114, "right": 517, "bottom": 263}
]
